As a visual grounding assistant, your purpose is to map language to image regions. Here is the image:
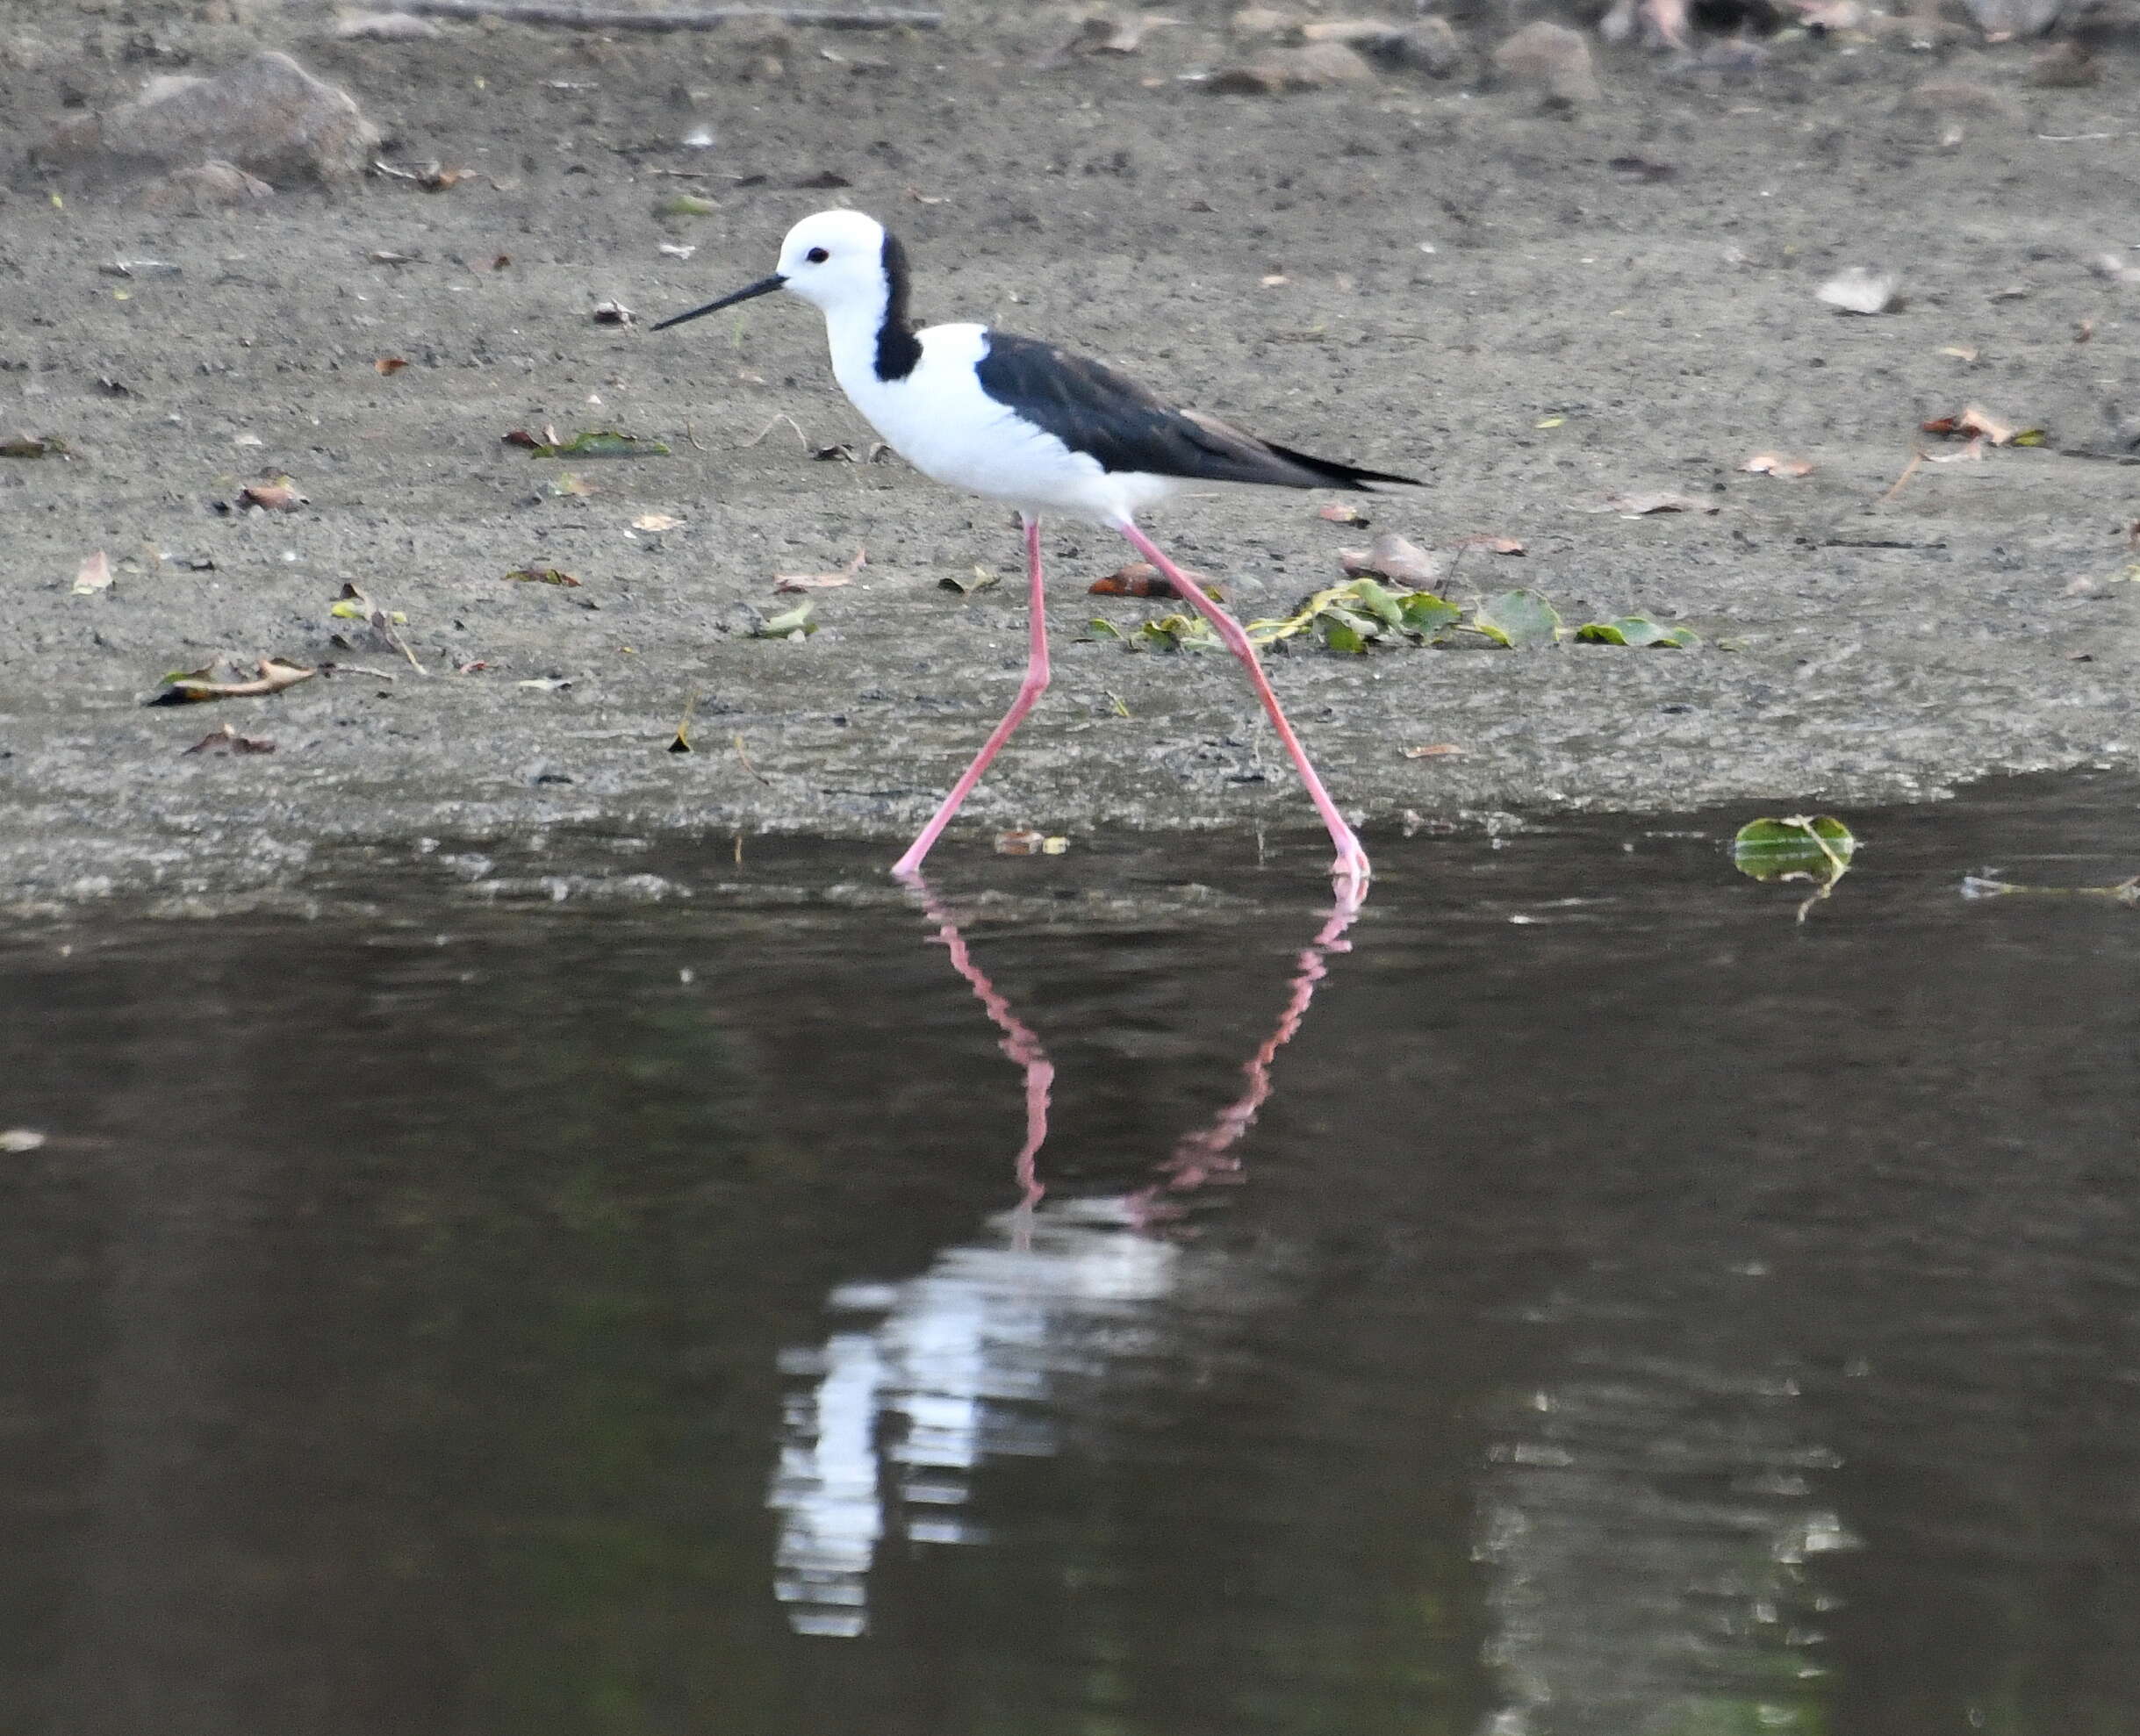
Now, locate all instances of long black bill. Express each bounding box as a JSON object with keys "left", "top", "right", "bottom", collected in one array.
[{"left": 650, "top": 274, "right": 785, "bottom": 332}]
